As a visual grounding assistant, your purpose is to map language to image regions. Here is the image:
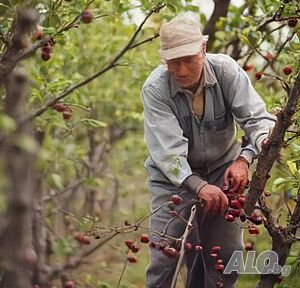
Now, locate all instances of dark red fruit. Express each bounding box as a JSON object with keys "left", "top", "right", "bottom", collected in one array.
[
  {"left": 125, "top": 239, "right": 134, "bottom": 249},
  {"left": 169, "top": 210, "right": 178, "bottom": 217},
  {"left": 41, "top": 51, "right": 51, "bottom": 61},
  {"left": 52, "top": 103, "right": 66, "bottom": 112},
  {"left": 81, "top": 10, "right": 93, "bottom": 24},
  {"left": 185, "top": 242, "right": 192, "bottom": 251},
  {"left": 130, "top": 242, "right": 139, "bottom": 253},
  {"left": 264, "top": 52, "right": 274, "bottom": 62},
  {"left": 211, "top": 246, "right": 221, "bottom": 253},
  {"left": 210, "top": 253, "right": 218, "bottom": 258},
  {"left": 261, "top": 138, "right": 270, "bottom": 149},
  {"left": 230, "top": 199, "right": 242, "bottom": 210},
  {"left": 64, "top": 281, "right": 74, "bottom": 288},
  {"left": 249, "top": 214, "right": 263, "bottom": 225},
  {"left": 244, "top": 242, "right": 254, "bottom": 251},
  {"left": 287, "top": 17, "right": 298, "bottom": 28},
  {"left": 195, "top": 245, "right": 203, "bottom": 252},
  {"left": 238, "top": 196, "right": 246, "bottom": 205},
  {"left": 127, "top": 255, "right": 138, "bottom": 263},
  {"left": 255, "top": 72, "right": 263, "bottom": 80},
  {"left": 163, "top": 246, "right": 179, "bottom": 258},
  {"left": 215, "top": 264, "right": 225, "bottom": 272},
  {"left": 243, "top": 63, "right": 254, "bottom": 72},
  {"left": 63, "top": 110, "right": 72, "bottom": 120},
  {"left": 216, "top": 259, "right": 223, "bottom": 264},
  {"left": 248, "top": 226, "right": 259, "bottom": 235},
  {"left": 149, "top": 241, "right": 160, "bottom": 250},
  {"left": 225, "top": 214, "right": 234, "bottom": 222},
  {"left": 283, "top": 65, "right": 293, "bottom": 75},
  {"left": 228, "top": 208, "right": 241, "bottom": 217},
  {"left": 276, "top": 275, "right": 284, "bottom": 283},
  {"left": 170, "top": 195, "right": 183, "bottom": 205},
  {"left": 140, "top": 234, "right": 149, "bottom": 244}
]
